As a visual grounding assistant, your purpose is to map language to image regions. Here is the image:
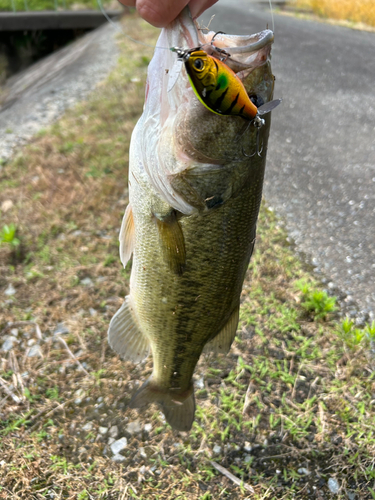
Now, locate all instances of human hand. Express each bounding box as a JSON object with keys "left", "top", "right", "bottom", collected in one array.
[{"left": 118, "top": 0, "right": 219, "bottom": 28}]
